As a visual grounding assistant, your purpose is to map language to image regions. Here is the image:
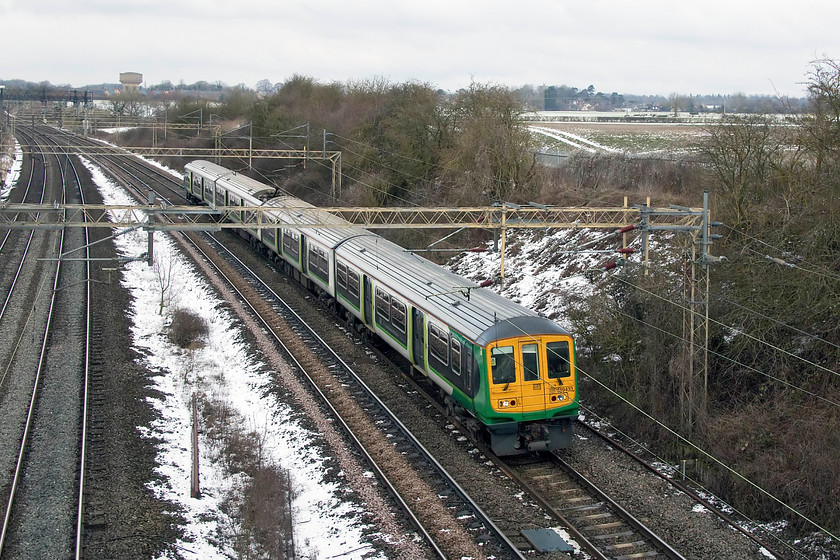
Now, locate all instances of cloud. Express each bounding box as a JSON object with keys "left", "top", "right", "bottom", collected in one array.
[{"left": 2, "top": 0, "right": 839, "bottom": 95}]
